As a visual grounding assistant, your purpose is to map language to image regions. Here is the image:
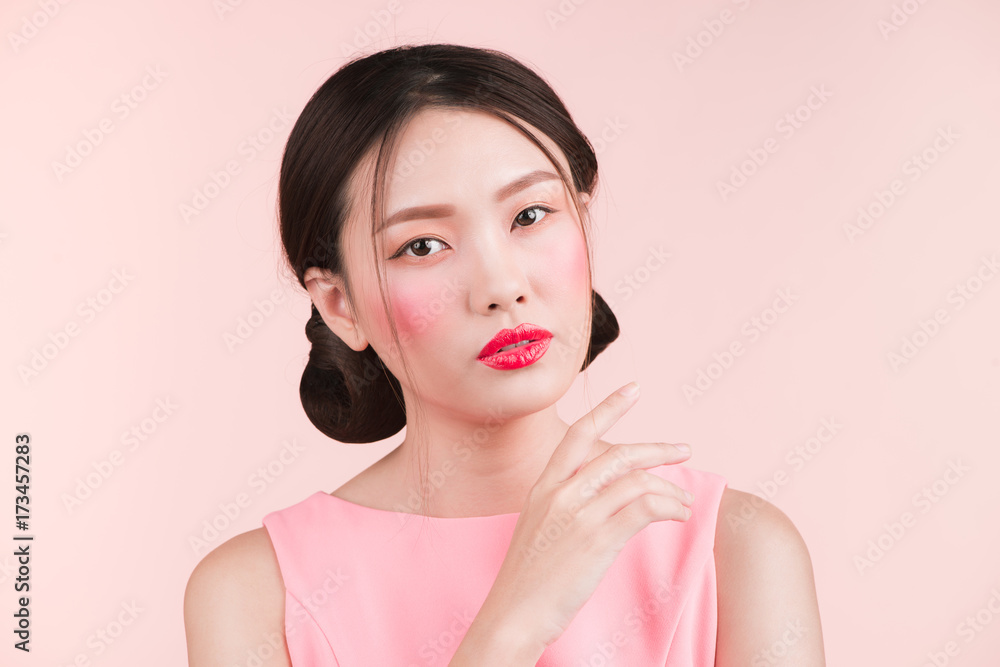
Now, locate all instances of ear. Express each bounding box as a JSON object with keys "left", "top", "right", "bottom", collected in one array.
[
  {"left": 579, "top": 191, "right": 592, "bottom": 208},
  {"left": 304, "top": 267, "right": 369, "bottom": 352}
]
